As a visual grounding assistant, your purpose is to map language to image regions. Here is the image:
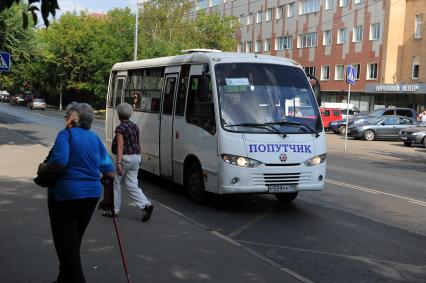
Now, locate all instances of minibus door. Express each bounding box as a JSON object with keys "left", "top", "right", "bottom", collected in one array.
[
  {"left": 159, "top": 74, "right": 178, "bottom": 177},
  {"left": 111, "top": 76, "right": 126, "bottom": 146}
]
